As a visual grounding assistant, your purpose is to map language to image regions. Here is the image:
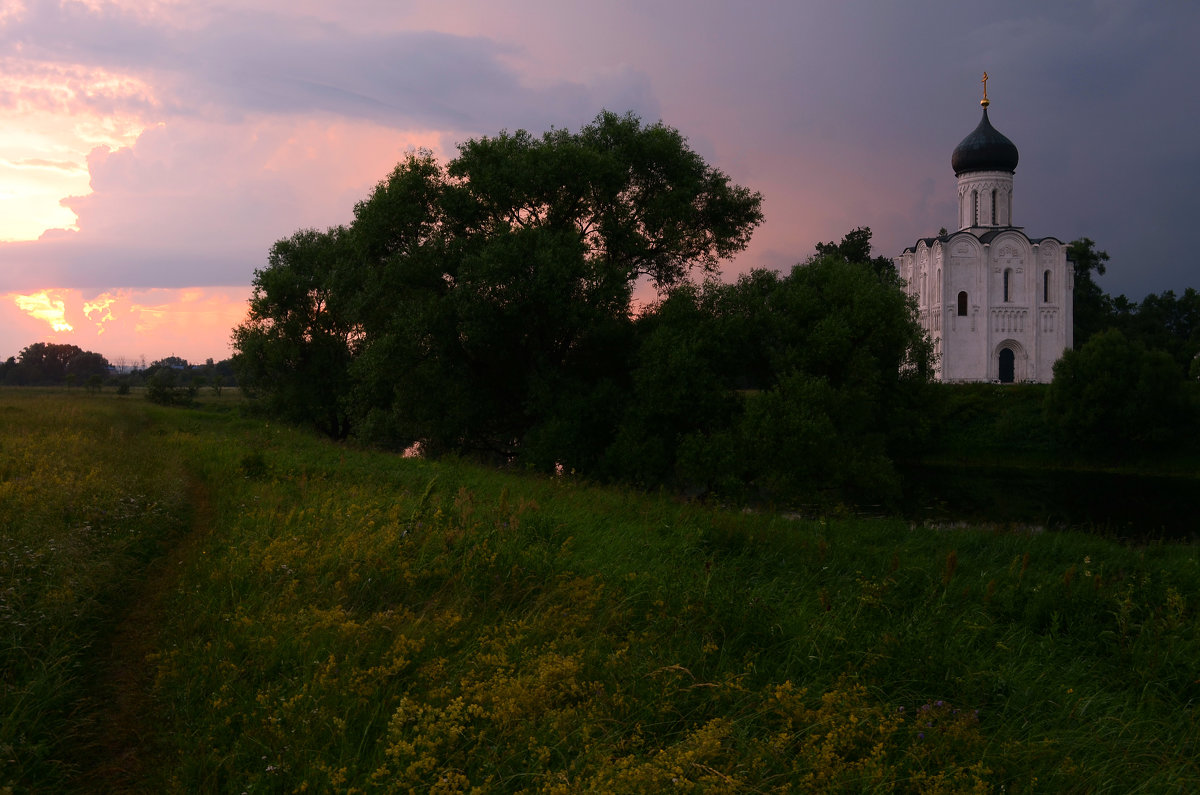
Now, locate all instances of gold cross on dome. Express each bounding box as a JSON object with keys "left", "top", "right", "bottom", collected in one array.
[{"left": 981, "top": 72, "right": 990, "bottom": 107}]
